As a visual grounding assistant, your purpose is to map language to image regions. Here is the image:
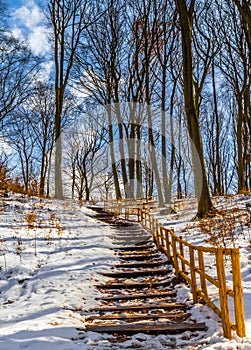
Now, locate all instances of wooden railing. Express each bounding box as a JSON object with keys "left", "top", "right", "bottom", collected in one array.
[
  {"left": 104, "top": 198, "right": 158, "bottom": 220},
  {"left": 104, "top": 200, "right": 246, "bottom": 339}
]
